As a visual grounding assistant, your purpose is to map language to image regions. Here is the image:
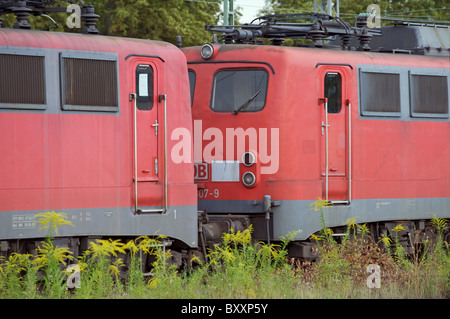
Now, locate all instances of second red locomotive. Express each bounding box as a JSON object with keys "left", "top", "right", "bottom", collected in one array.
[{"left": 183, "top": 14, "right": 450, "bottom": 259}]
